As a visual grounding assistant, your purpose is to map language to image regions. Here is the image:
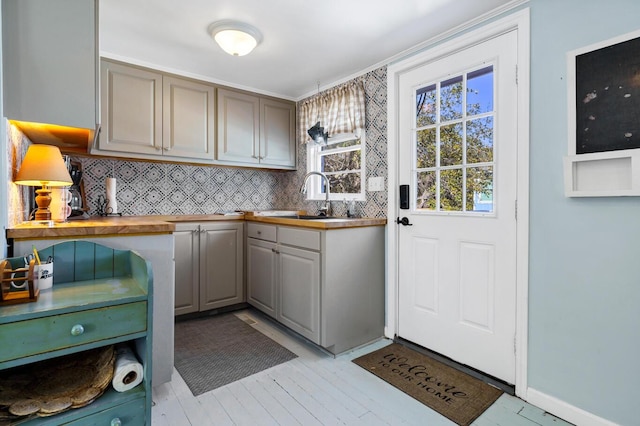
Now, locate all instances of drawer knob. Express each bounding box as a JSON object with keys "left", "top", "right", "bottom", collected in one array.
[
  {"left": 111, "top": 418, "right": 122, "bottom": 426},
  {"left": 70, "top": 324, "right": 85, "bottom": 336}
]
